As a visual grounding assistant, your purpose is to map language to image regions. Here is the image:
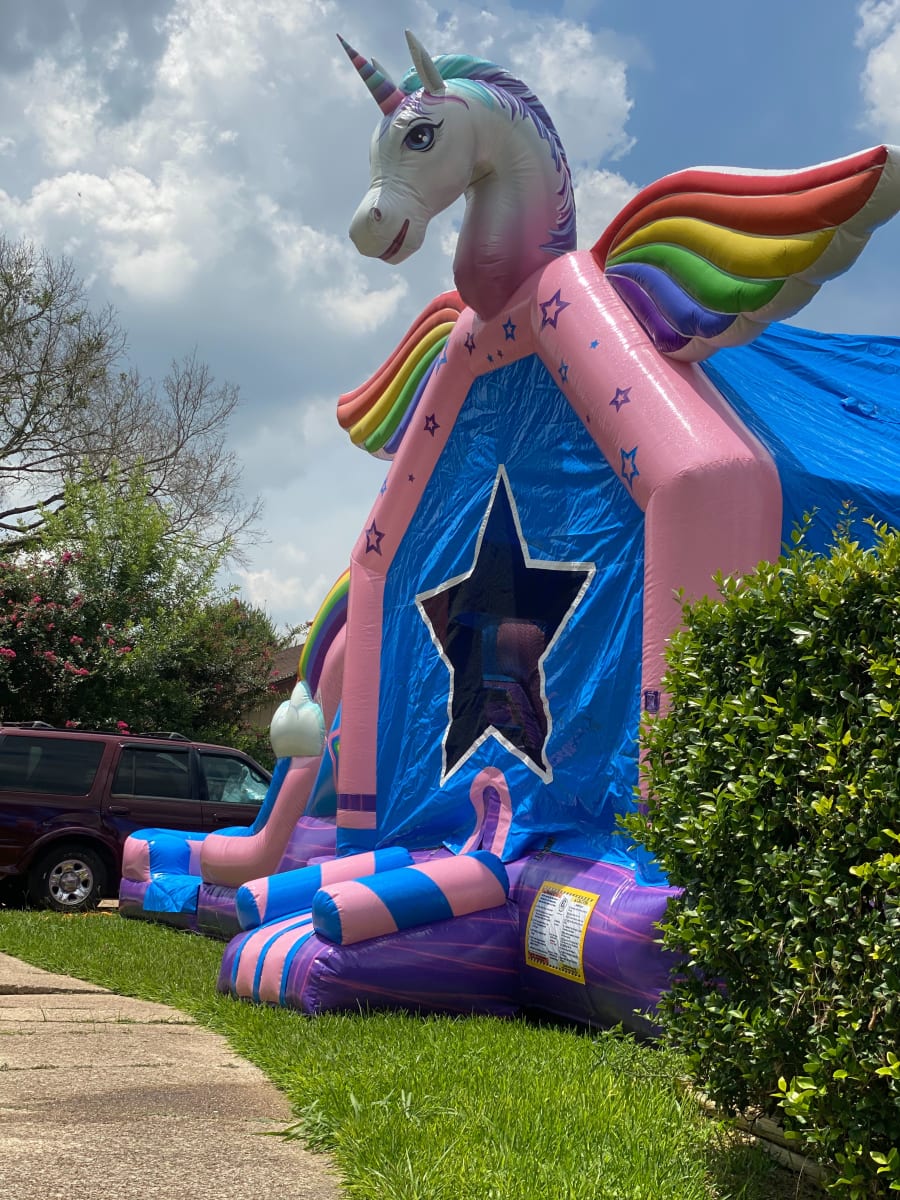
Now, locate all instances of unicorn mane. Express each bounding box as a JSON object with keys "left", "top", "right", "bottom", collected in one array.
[{"left": 397, "top": 56, "right": 576, "bottom": 255}]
